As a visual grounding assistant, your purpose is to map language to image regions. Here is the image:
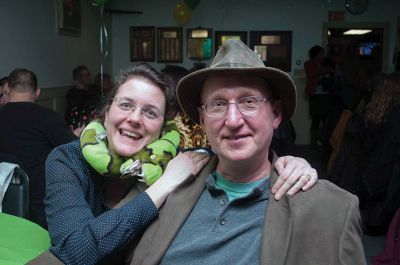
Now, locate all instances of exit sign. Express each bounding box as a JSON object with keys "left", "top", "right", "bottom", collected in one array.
[{"left": 328, "top": 11, "right": 345, "bottom": 21}]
